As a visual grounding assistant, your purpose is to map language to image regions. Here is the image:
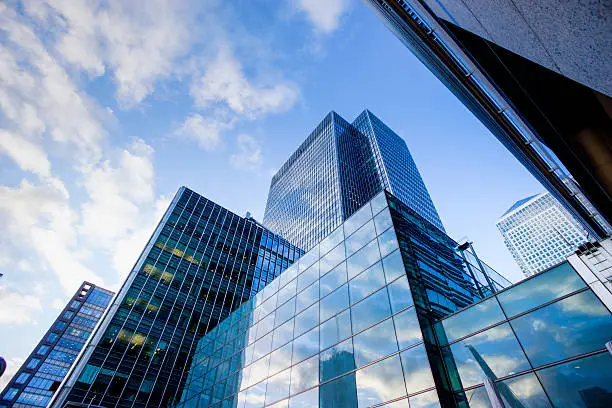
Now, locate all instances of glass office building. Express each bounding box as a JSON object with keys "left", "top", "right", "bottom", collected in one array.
[
  {"left": 263, "top": 110, "right": 443, "bottom": 251},
  {"left": 0, "top": 282, "right": 114, "bottom": 408},
  {"left": 496, "top": 192, "right": 589, "bottom": 277},
  {"left": 173, "top": 190, "right": 519, "bottom": 408},
  {"left": 49, "top": 187, "right": 302, "bottom": 408}
]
